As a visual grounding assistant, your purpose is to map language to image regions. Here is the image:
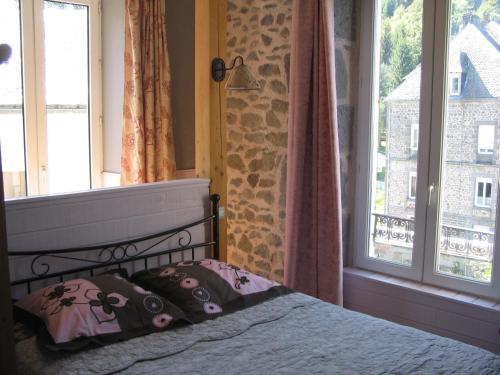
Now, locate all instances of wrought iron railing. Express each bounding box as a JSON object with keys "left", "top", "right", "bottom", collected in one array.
[{"left": 372, "top": 213, "right": 494, "bottom": 261}]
